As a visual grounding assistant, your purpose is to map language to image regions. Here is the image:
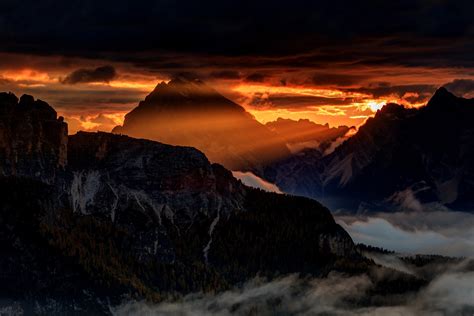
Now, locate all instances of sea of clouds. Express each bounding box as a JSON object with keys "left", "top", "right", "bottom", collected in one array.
[{"left": 113, "top": 262, "right": 474, "bottom": 315}]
